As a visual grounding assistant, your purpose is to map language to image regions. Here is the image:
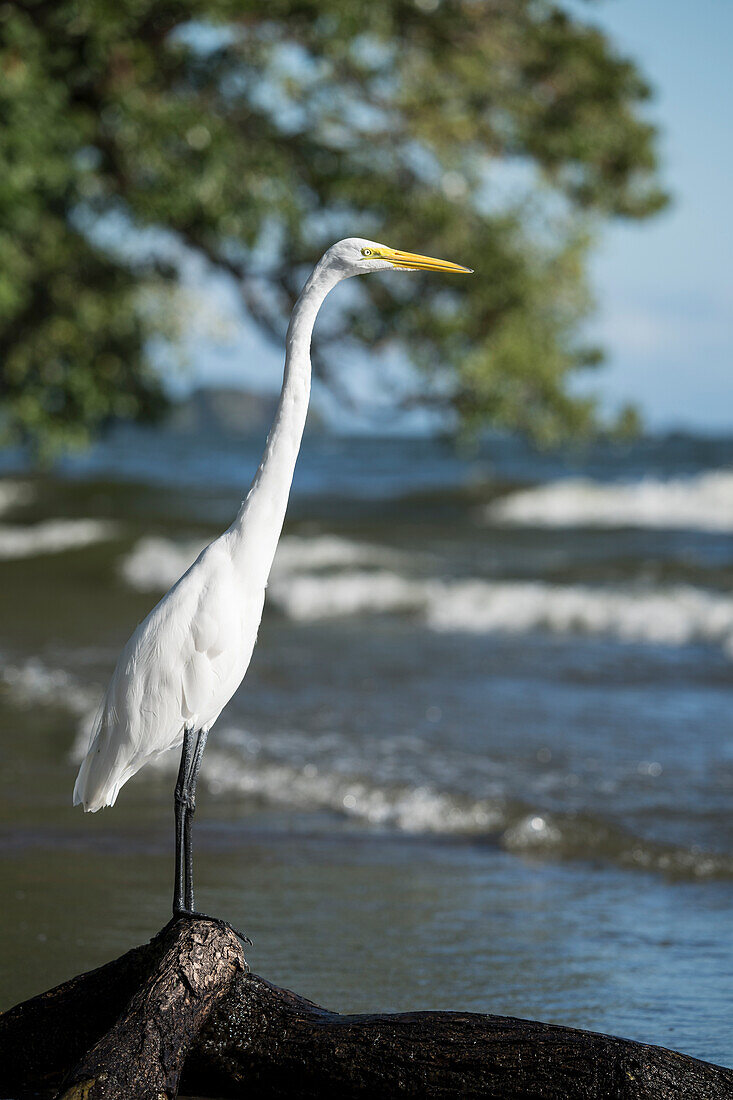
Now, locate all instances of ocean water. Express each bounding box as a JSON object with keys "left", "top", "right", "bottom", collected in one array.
[{"left": 1, "top": 422, "right": 732, "bottom": 1068}]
